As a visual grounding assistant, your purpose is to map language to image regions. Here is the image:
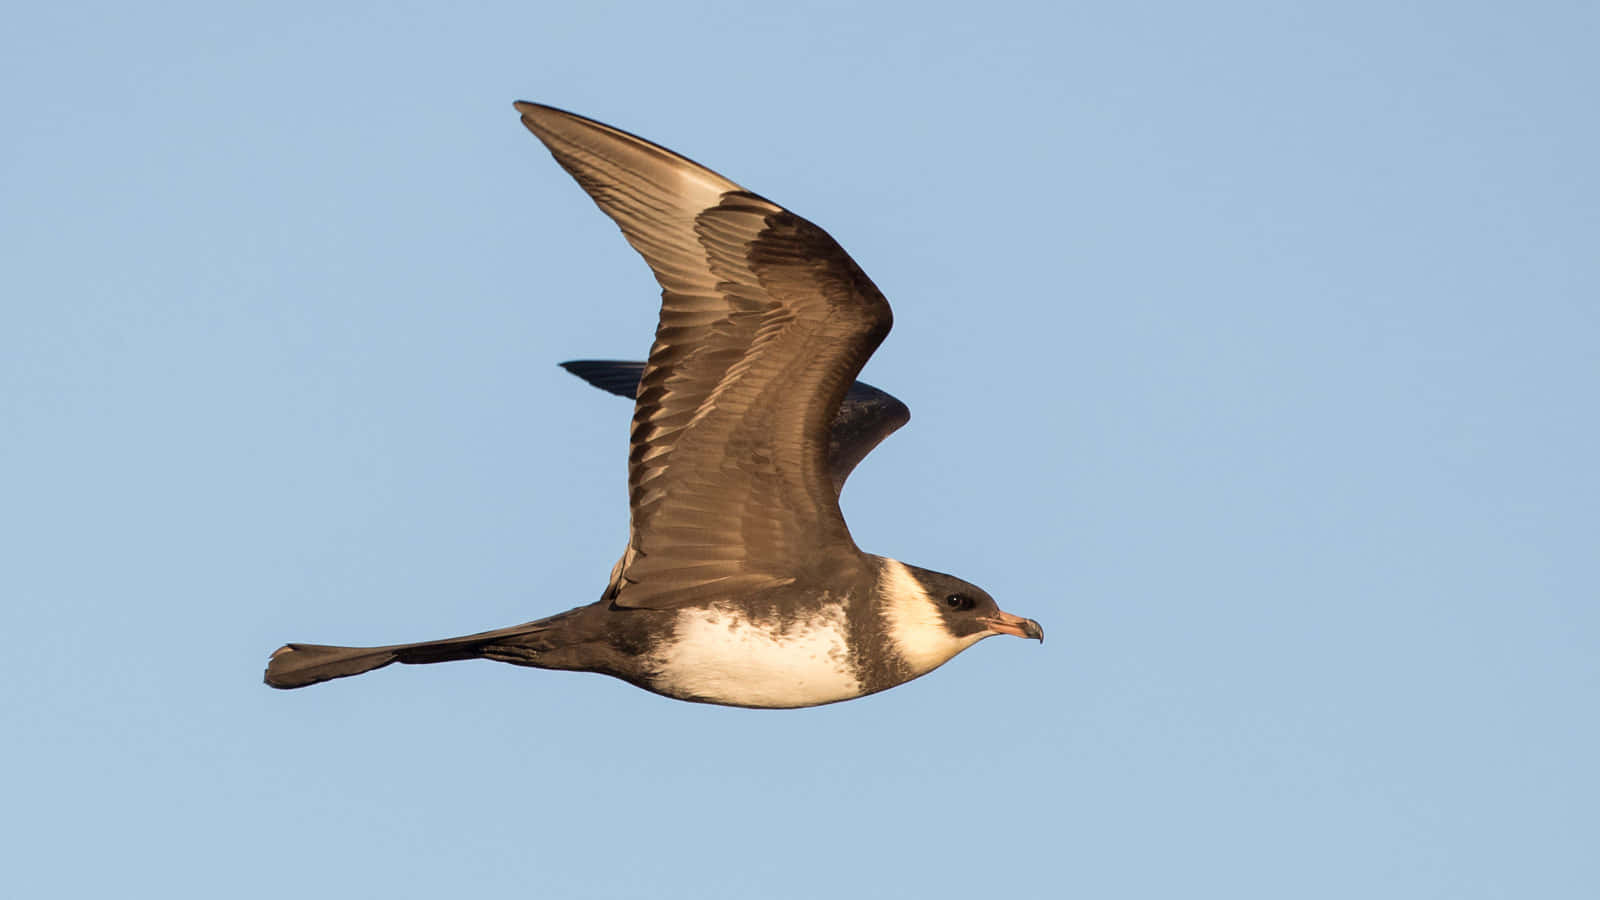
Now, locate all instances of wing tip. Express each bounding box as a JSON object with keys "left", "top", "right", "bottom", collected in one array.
[{"left": 559, "top": 359, "right": 645, "bottom": 400}]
